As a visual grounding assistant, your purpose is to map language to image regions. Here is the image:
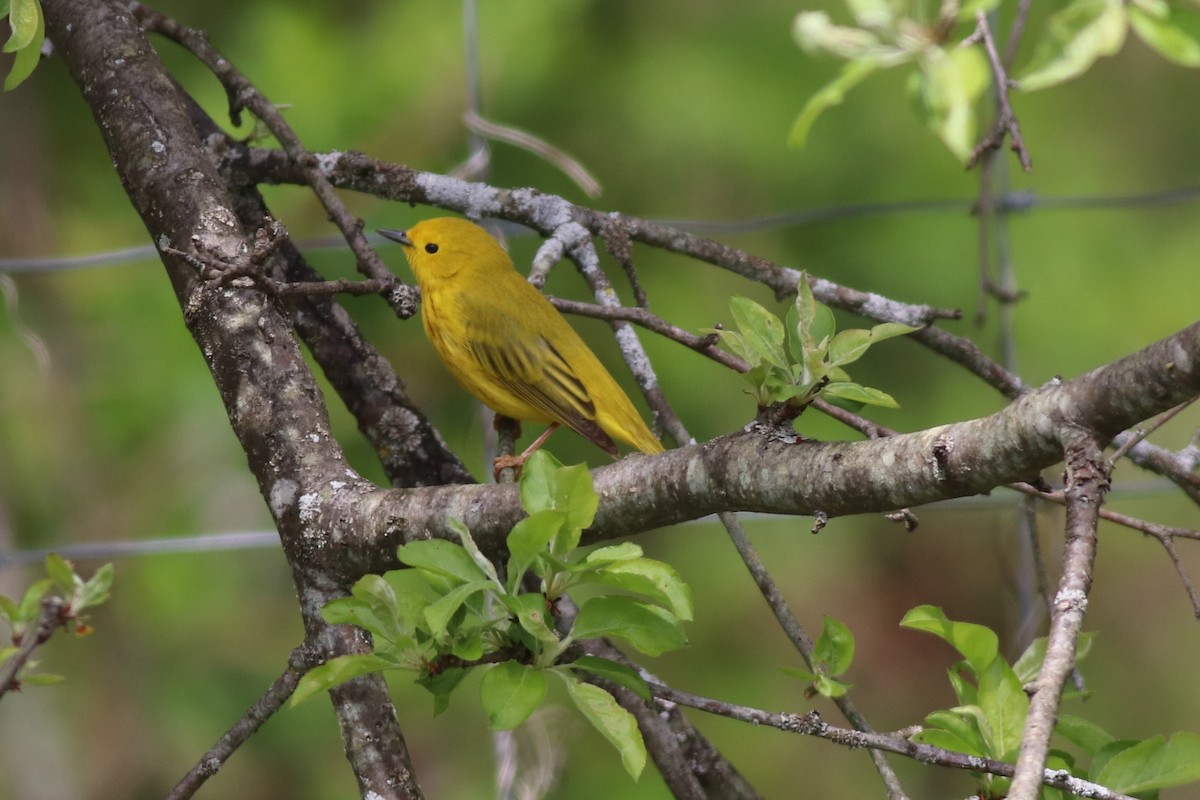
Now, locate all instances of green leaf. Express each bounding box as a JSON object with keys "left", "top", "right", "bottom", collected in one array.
[
  {"left": 563, "top": 677, "right": 646, "bottom": 779},
  {"left": 44, "top": 553, "right": 75, "bottom": 590},
  {"left": 924, "top": 709, "right": 986, "bottom": 754},
  {"left": 701, "top": 327, "right": 757, "bottom": 365},
  {"left": 584, "top": 558, "right": 694, "bottom": 622},
  {"left": 76, "top": 563, "right": 115, "bottom": 610},
  {"left": 814, "top": 674, "right": 851, "bottom": 697},
  {"left": 1019, "top": 0, "right": 1129, "bottom": 91},
  {"left": 1095, "top": 733, "right": 1200, "bottom": 794},
  {"left": 480, "top": 661, "right": 547, "bottom": 730},
  {"left": 17, "top": 578, "right": 53, "bottom": 621},
  {"left": 1057, "top": 714, "right": 1115, "bottom": 756},
  {"left": 4, "top": 0, "right": 39, "bottom": 51},
  {"left": 826, "top": 329, "right": 874, "bottom": 368},
  {"left": 820, "top": 381, "right": 900, "bottom": 408},
  {"left": 977, "top": 655, "right": 1029, "bottom": 761},
  {"left": 423, "top": 580, "right": 492, "bottom": 638},
  {"left": 584, "top": 543, "right": 644, "bottom": 564},
  {"left": 947, "top": 666, "right": 978, "bottom": 706},
  {"left": 553, "top": 462, "right": 599, "bottom": 535},
  {"left": 1129, "top": 3, "right": 1200, "bottom": 66},
  {"left": 565, "top": 656, "right": 652, "bottom": 702},
  {"left": 520, "top": 450, "right": 562, "bottom": 513},
  {"left": 396, "top": 539, "right": 488, "bottom": 587},
  {"left": 291, "top": 653, "right": 399, "bottom": 706},
  {"left": 3, "top": 0, "right": 44, "bottom": 92},
  {"left": 20, "top": 671, "right": 65, "bottom": 686},
  {"left": 506, "top": 509, "right": 567, "bottom": 590},
  {"left": 909, "top": 45, "right": 990, "bottom": 162},
  {"left": 813, "top": 615, "right": 855, "bottom": 676},
  {"left": 417, "top": 665, "right": 468, "bottom": 716},
  {"left": 912, "top": 727, "right": 984, "bottom": 756},
  {"left": 505, "top": 592, "right": 561, "bottom": 649},
  {"left": 447, "top": 517, "right": 503, "bottom": 589},
  {"left": 572, "top": 596, "right": 687, "bottom": 657},
  {"left": 1012, "top": 632, "right": 1095, "bottom": 685},
  {"left": 789, "top": 58, "right": 881, "bottom": 147},
  {"left": 900, "top": 606, "right": 998, "bottom": 677},
  {"left": 729, "top": 296, "right": 788, "bottom": 370}
]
